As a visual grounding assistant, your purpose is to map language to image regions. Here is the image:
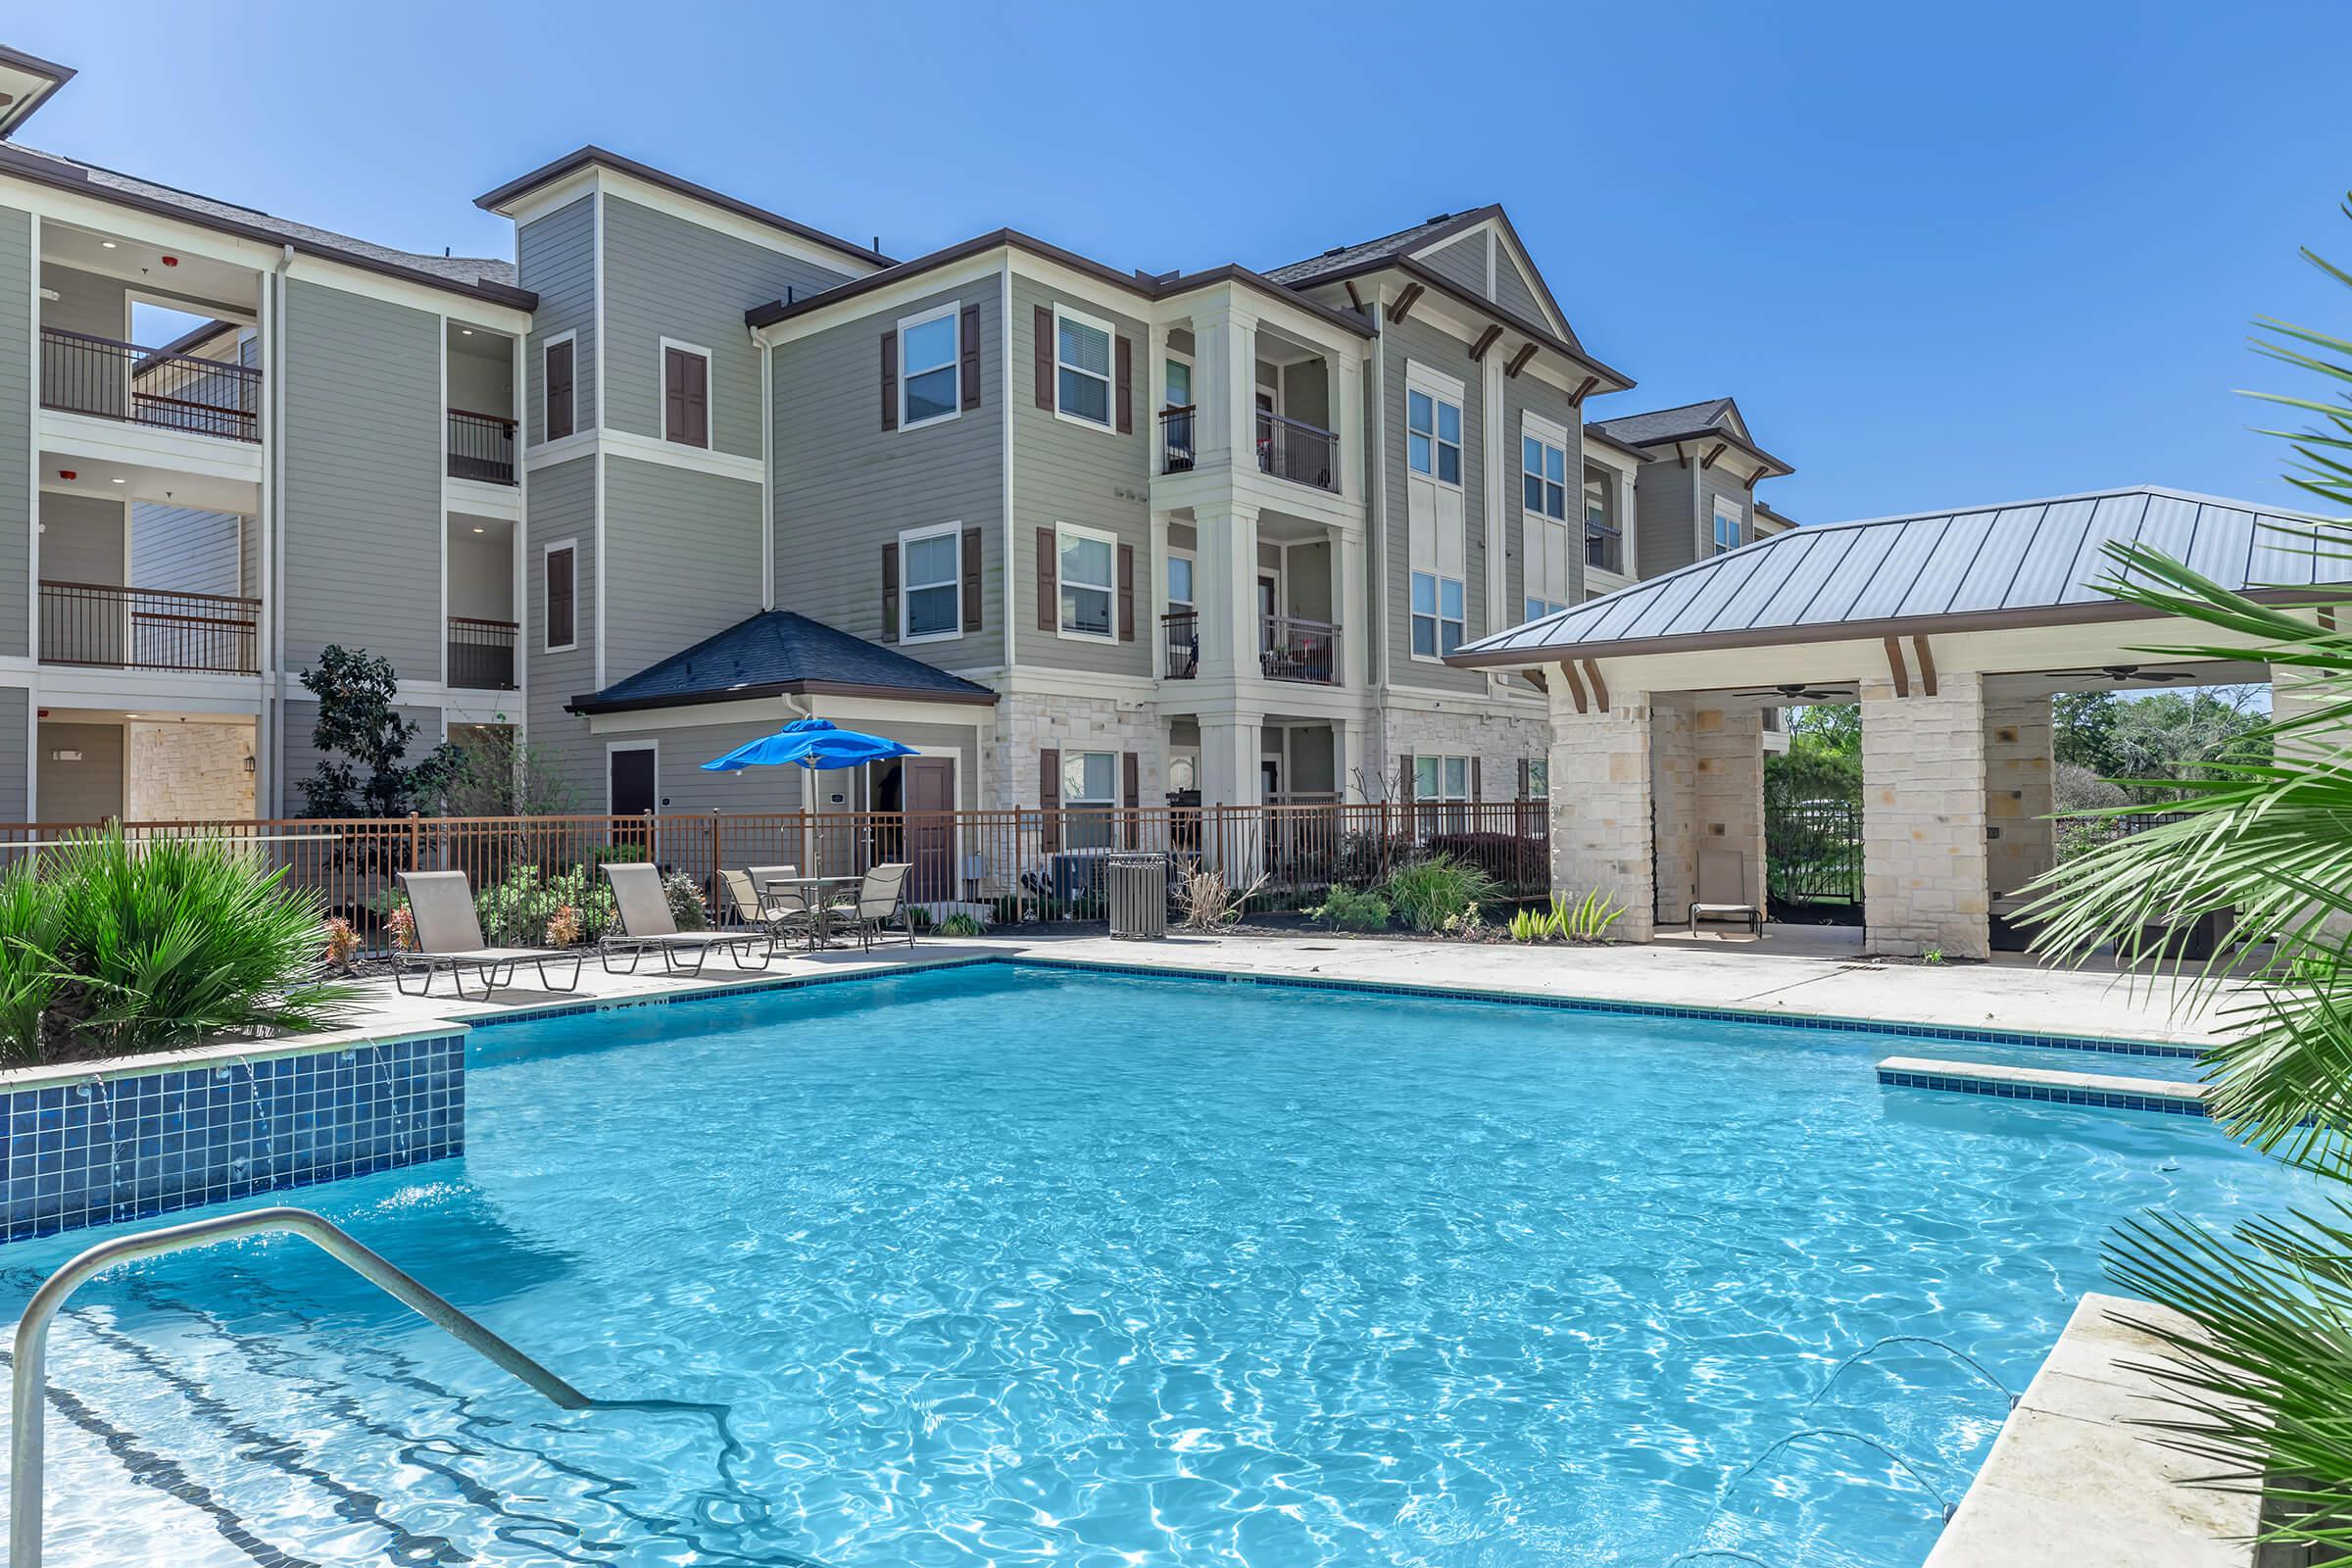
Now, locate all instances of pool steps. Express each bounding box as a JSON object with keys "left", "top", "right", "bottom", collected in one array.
[{"left": 1877, "top": 1056, "right": 2209, "bottom": 1117}]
